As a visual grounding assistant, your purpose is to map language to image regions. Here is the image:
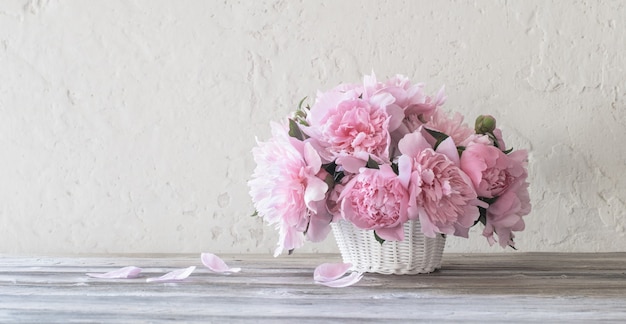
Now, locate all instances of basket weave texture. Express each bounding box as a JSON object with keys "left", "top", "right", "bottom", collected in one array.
[{"left": 331, "top": 219, "right": 446, "bottom": 275}]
